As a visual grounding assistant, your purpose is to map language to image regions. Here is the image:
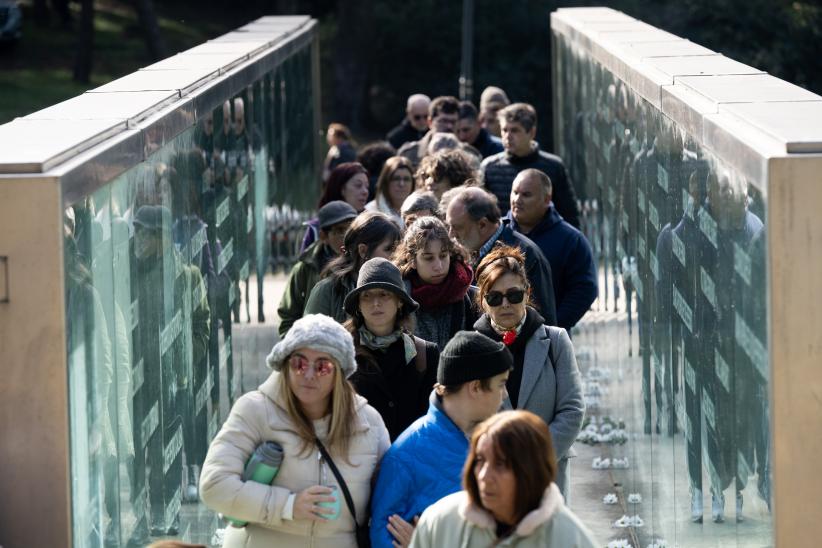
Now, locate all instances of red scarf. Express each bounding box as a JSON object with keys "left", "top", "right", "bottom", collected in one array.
[{"left": 410, "top": 260, "right": 473, "bottom": 310}]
